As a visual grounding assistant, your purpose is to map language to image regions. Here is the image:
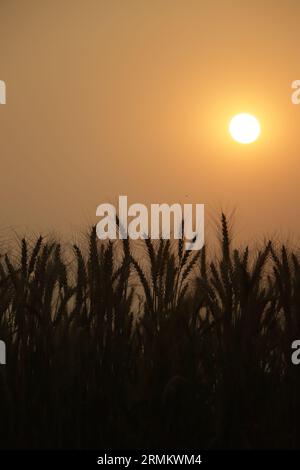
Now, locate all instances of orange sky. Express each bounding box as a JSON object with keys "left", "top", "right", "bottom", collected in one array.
[{"left": 0, "top": 0, "right": 300, "bottom": 245}]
